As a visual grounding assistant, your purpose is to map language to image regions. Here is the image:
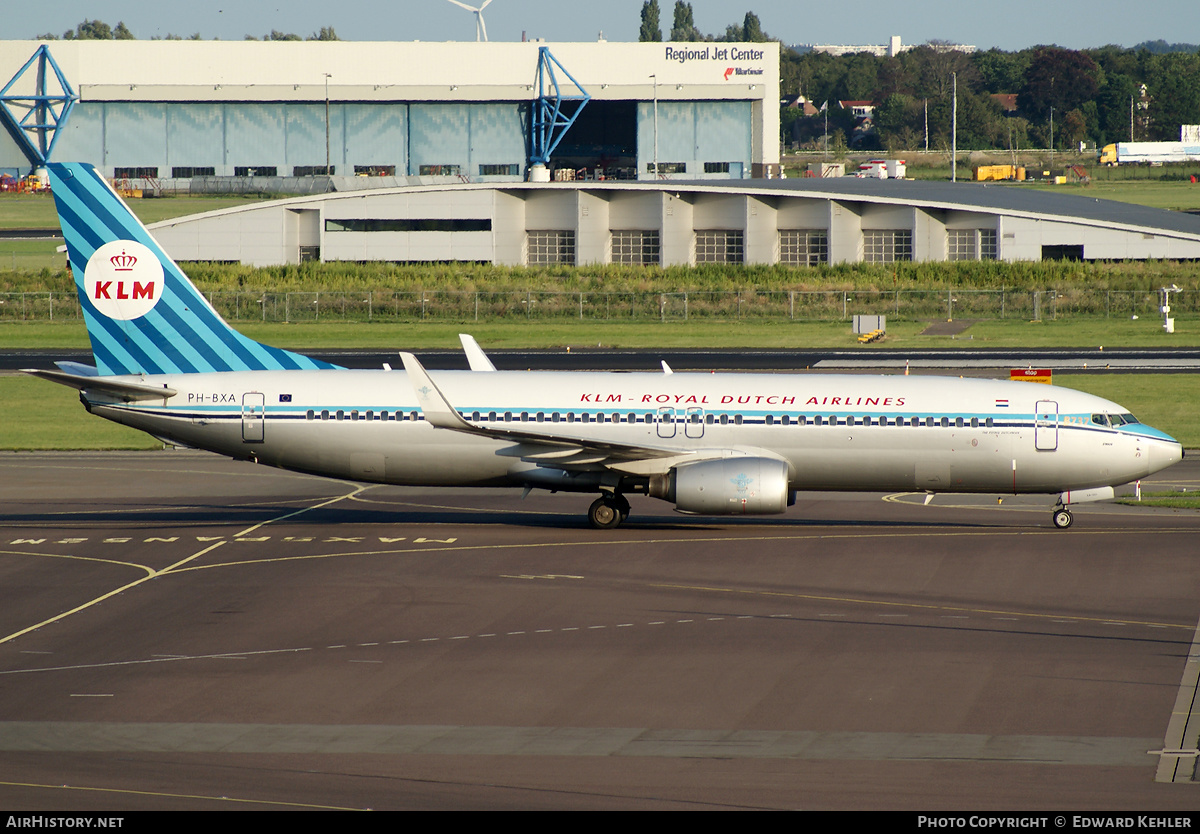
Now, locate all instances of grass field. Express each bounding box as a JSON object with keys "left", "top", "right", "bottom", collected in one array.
[
  {"left": 0, "top": 375, "right": 162, "bottom": 450},
  {"left": 3, "top": 316, "right": 1199, "bottom": 350},
  {"left": 0, "top": 193, "right": 278, "bottom": 230},
  {"left": 1020, "top": 180, "right": 1200, "bottom": 212}
]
